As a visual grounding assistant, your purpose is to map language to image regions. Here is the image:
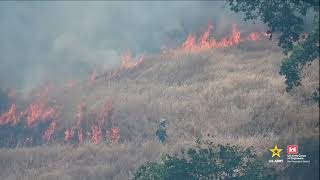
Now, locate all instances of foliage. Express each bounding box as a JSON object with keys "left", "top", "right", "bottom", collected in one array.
[
  {"left": 280, "top": 17, "right": 319, "bottom": 91},
  {"left": 133, "top": 162, "right": 167, "bottom": 180},
  {"left": 133, "top": 143, "right": 277, "bottom": 180},
  {"left": 228, "top": 0, "right": 319, "bottom": 92},
  {"left": 228, "top": 0, "right": 316, "bottom": 53}
]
